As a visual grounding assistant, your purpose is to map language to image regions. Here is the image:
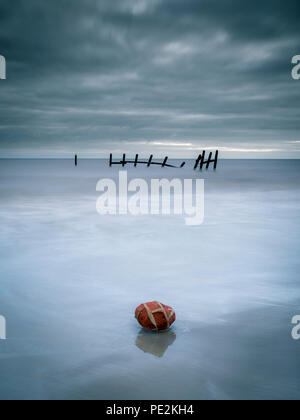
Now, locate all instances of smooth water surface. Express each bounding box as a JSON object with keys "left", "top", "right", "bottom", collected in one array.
[{"left": 0, "top": 159, "right": 299, "bottom": 400}]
